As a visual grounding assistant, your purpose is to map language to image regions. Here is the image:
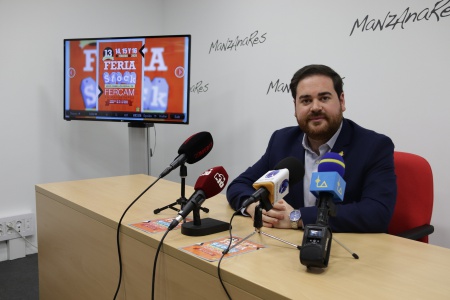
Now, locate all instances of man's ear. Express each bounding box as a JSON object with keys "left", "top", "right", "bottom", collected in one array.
[{"left": 340, "top": 92, "right": 346, "bottom": 112}]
